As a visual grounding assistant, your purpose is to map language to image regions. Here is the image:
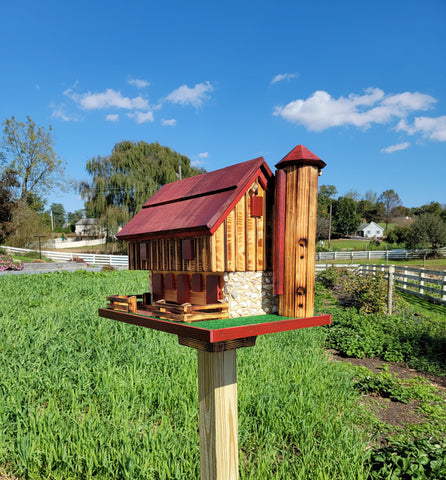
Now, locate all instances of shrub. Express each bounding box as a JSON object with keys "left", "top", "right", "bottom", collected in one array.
[
  {"left": 101, "top": 265, "right": 116, "bottom": 272},
  {"left": 68, "top": 255, "right": 86, "bottom": 263},
  {"left": 317, "top": 267, "right": 388, "bottom": 314}
]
